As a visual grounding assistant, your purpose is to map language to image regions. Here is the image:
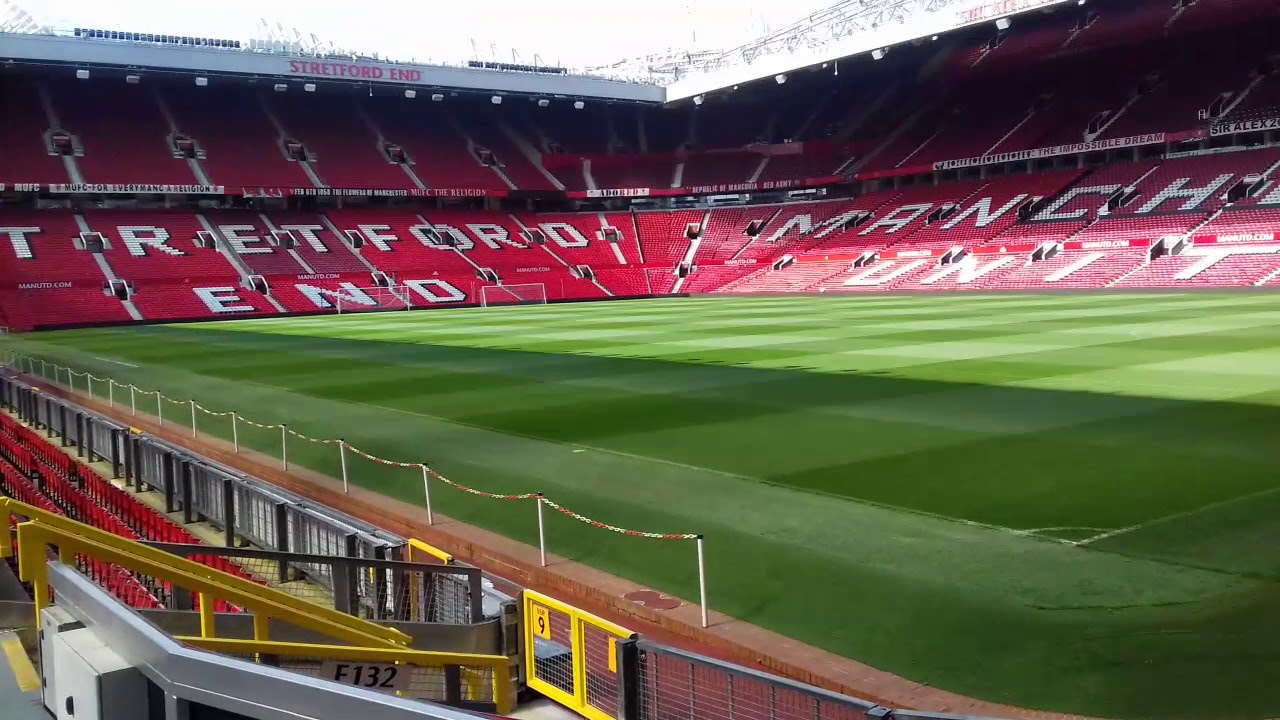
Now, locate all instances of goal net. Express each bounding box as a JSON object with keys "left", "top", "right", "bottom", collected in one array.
[
  {"left": 334, "top": 285, "right": 412, "bottom": 314},
  {"left": 480, "top": 283, "right": 547, "bottom": 307}
]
